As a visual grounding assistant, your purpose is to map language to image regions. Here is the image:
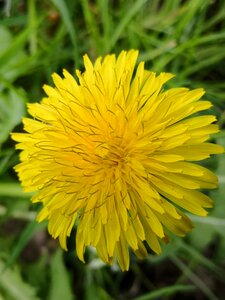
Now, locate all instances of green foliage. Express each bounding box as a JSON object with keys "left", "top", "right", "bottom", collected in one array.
[
  {"left": 0, "top": 87, "right": 26, "bottom": 146},
  {"left": 48, "top": 250, "right": 74, "bottom": 300},
  {"left": 0, "top": 260, "right": 40, "bottom": 300},
  {"left": 0, "top": 0, "right": 225, "bottom": 299},
  {"left": 133, "top": 285, "right": 196, "bottom": 300}
]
